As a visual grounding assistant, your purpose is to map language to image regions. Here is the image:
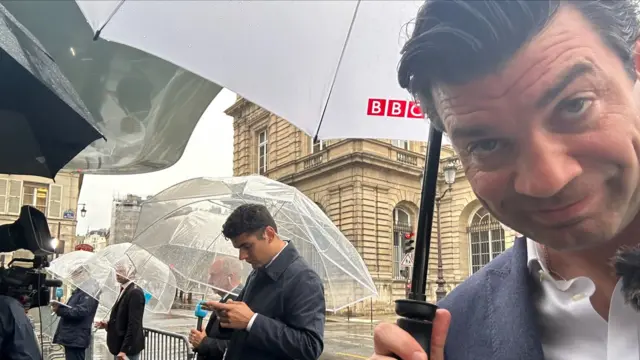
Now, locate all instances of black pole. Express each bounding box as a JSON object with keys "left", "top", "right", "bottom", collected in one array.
[
  {"left": 411, "top": 126, "right": 442, "bottom": 299},
  {"left": 393, "top": 126, "right": 443, "bottom": 358}
]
